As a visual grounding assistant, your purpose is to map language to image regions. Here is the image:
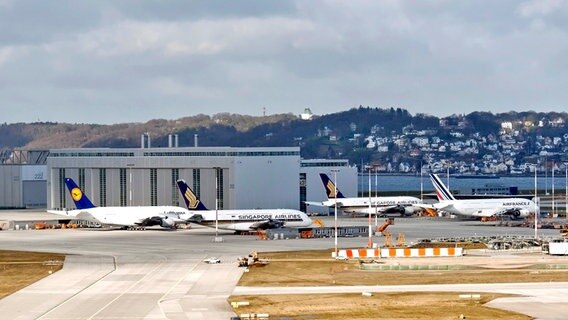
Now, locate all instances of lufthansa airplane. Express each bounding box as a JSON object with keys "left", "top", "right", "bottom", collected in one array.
[
  {"left": 306, "top": 173, "right": 422, "bottom": 217},
  {"left": 49, "top": 178, "right": 192, "bottom": 230},
  {"left": 176, "top": 179, "right": 312, "bottom": 232},
  {"left": 427, "top": 173, "right": 536, "bottom": 219}
]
